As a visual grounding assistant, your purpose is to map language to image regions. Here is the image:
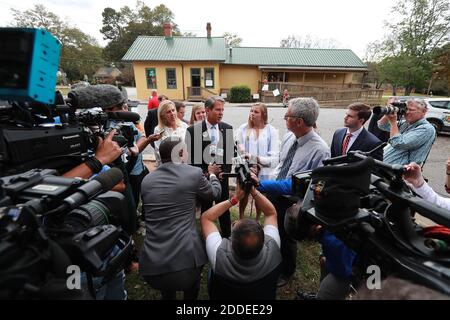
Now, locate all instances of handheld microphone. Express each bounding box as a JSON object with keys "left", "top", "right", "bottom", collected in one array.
[
  {"left": 66, "top": 85, "right": 126, "bottom": 110},
  {"left": 62, "top": 167, "right": 123, "bottom": 211}
]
